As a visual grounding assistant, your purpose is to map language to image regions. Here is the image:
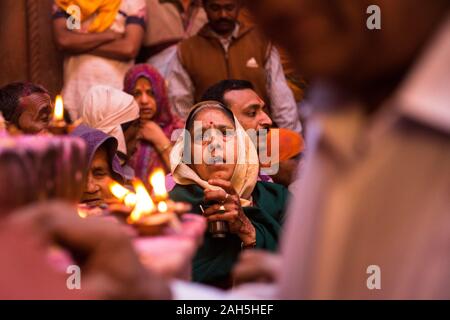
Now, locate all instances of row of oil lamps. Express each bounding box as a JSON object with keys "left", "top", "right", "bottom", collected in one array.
[{"left": 53, "top": 95, "right": 181, "bottom": 235}]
